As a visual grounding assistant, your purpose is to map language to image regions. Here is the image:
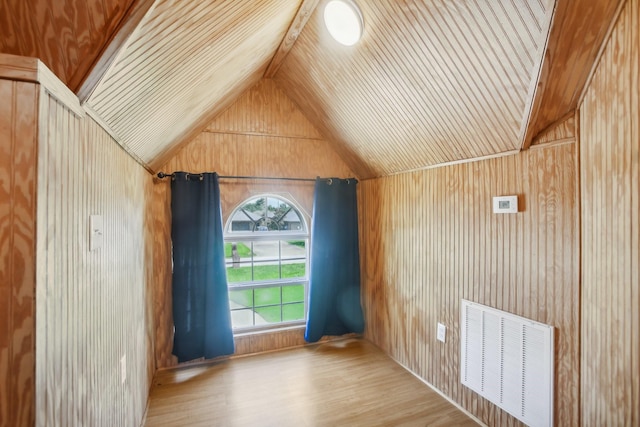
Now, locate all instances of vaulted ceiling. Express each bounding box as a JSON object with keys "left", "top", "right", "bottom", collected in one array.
[{"left": 0, "top": 0, "right": 623, "bottom": 178}]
